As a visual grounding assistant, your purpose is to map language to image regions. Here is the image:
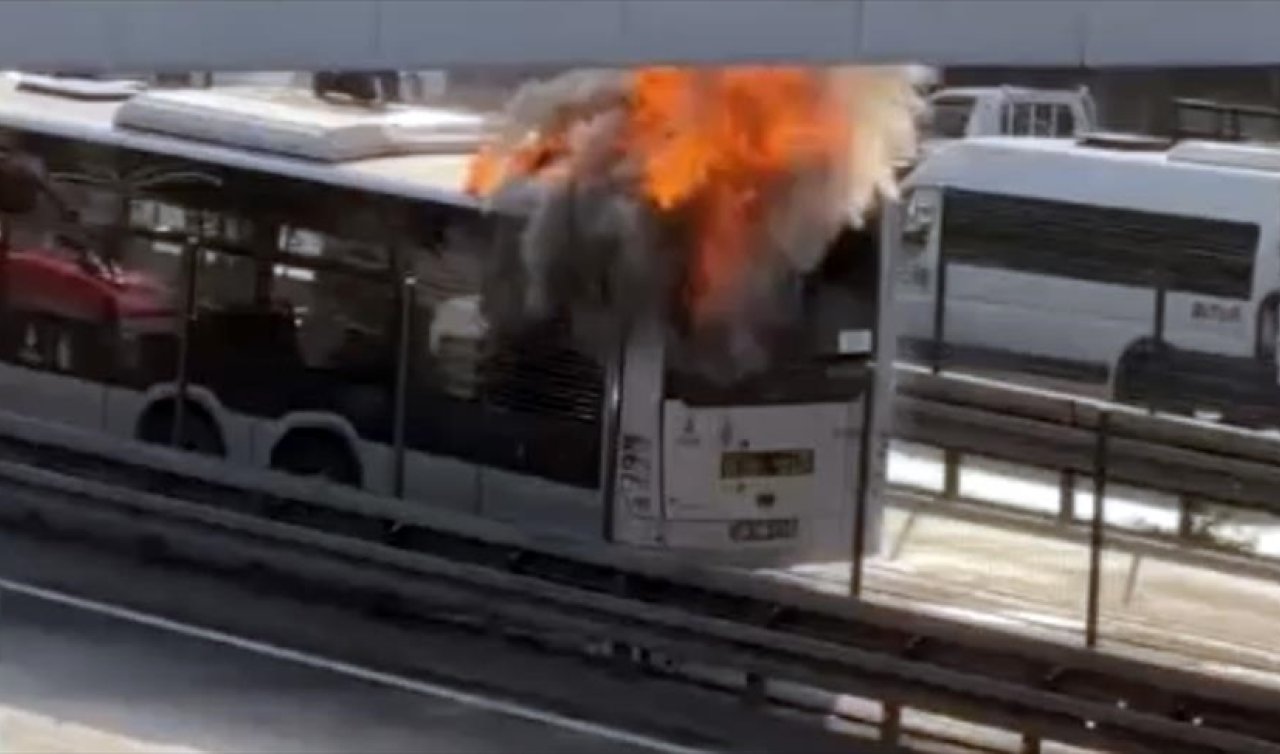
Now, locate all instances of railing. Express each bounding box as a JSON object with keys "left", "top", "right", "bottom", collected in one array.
[
  {"left": 0, "top": 391, "right": 1276, "bottom": 753},
  {"left": 892, "top": 363, "right": 1280, "bottom": 647}
]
